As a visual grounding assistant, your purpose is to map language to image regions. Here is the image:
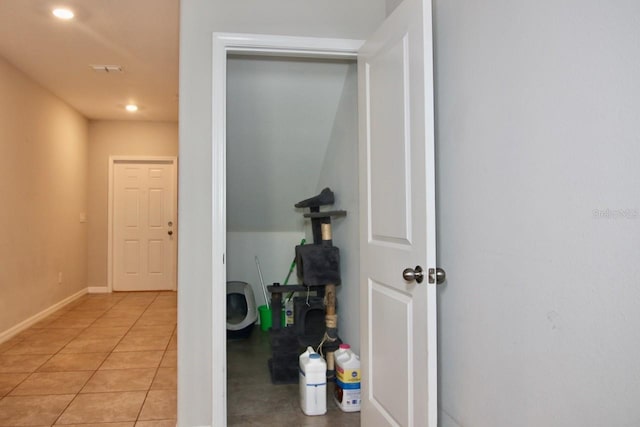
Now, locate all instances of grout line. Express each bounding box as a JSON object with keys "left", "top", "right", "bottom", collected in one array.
[
  {"left": 1, "top": 371, "right": 33, "bottom": 399},
  {"left": 135, "top": 389, "right": 152, "bottom": 423},
  {"left": 1, "top": 291, "right": 177, "bottom": 426},
  {"left": 50, "top": 293, "right": 134, "bottom": 426}
]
